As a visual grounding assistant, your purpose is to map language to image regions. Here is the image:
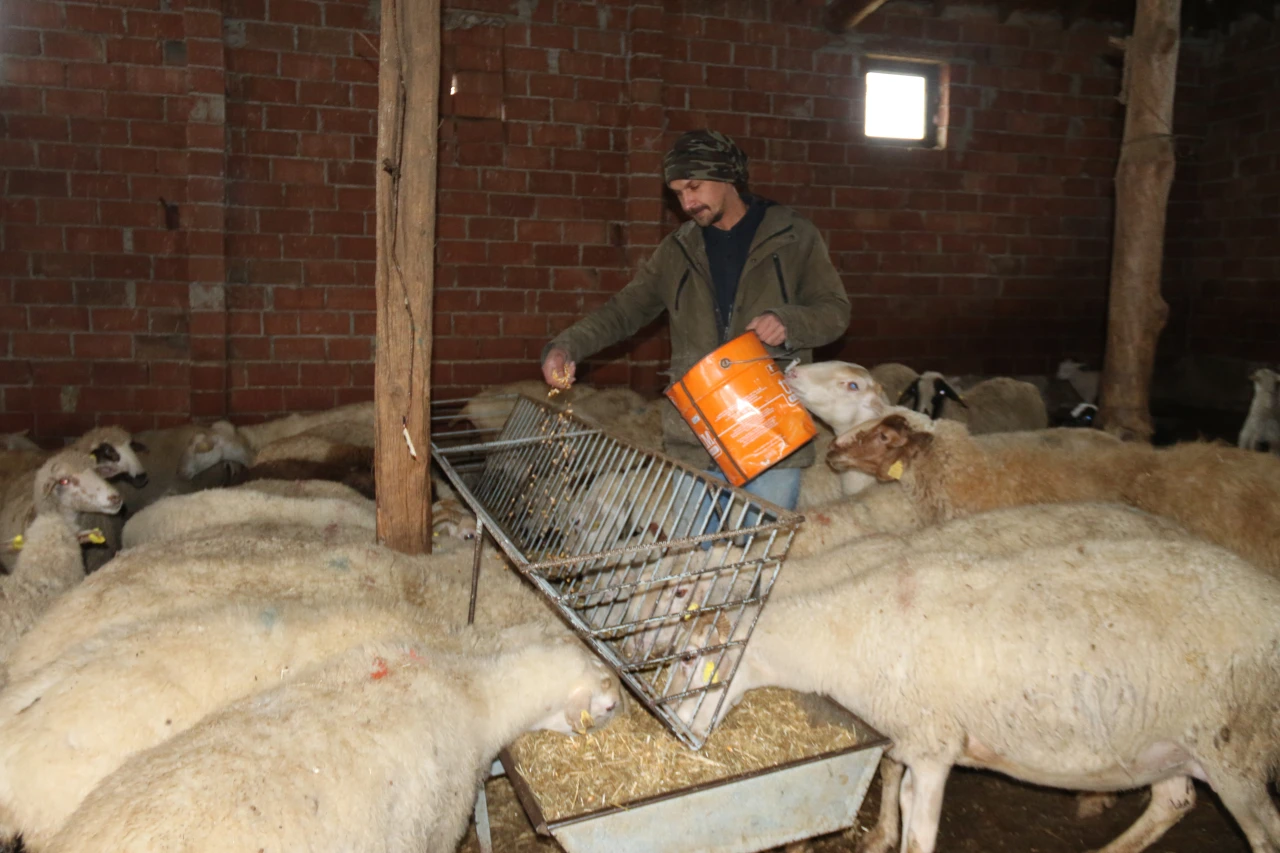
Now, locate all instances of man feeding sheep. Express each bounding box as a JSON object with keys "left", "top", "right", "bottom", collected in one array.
[{"left": 540, "top": 130, "right": 850, "bottom": 510}]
